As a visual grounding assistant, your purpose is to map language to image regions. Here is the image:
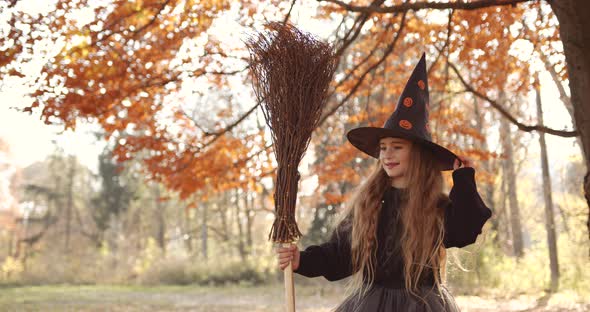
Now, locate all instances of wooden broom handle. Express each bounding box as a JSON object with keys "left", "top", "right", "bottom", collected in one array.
[{"left": 283, "top": 243, "right": 296, "bottom": 312}]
